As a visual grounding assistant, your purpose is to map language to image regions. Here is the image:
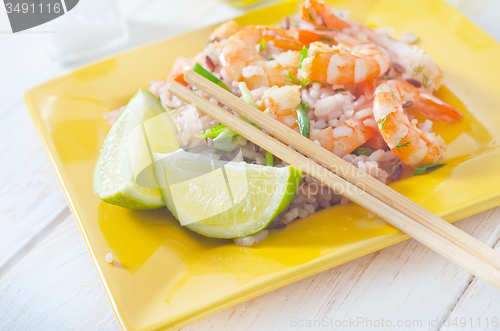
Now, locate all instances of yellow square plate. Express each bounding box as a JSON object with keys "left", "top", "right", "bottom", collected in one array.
[{"left": 24, "top": 0, "right": 500, "bottom": 330}]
